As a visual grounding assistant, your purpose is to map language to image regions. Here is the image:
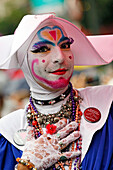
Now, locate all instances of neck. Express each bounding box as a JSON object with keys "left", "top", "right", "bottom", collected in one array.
[
  {"left": 32, "top": 83, "right": 71, "bottom": 106},
  {"left": 31, "top": 84, "right": 69, "bottom": 100},
  {"left": 29, "top": 83, "right": 71, "bottom": 115}
]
